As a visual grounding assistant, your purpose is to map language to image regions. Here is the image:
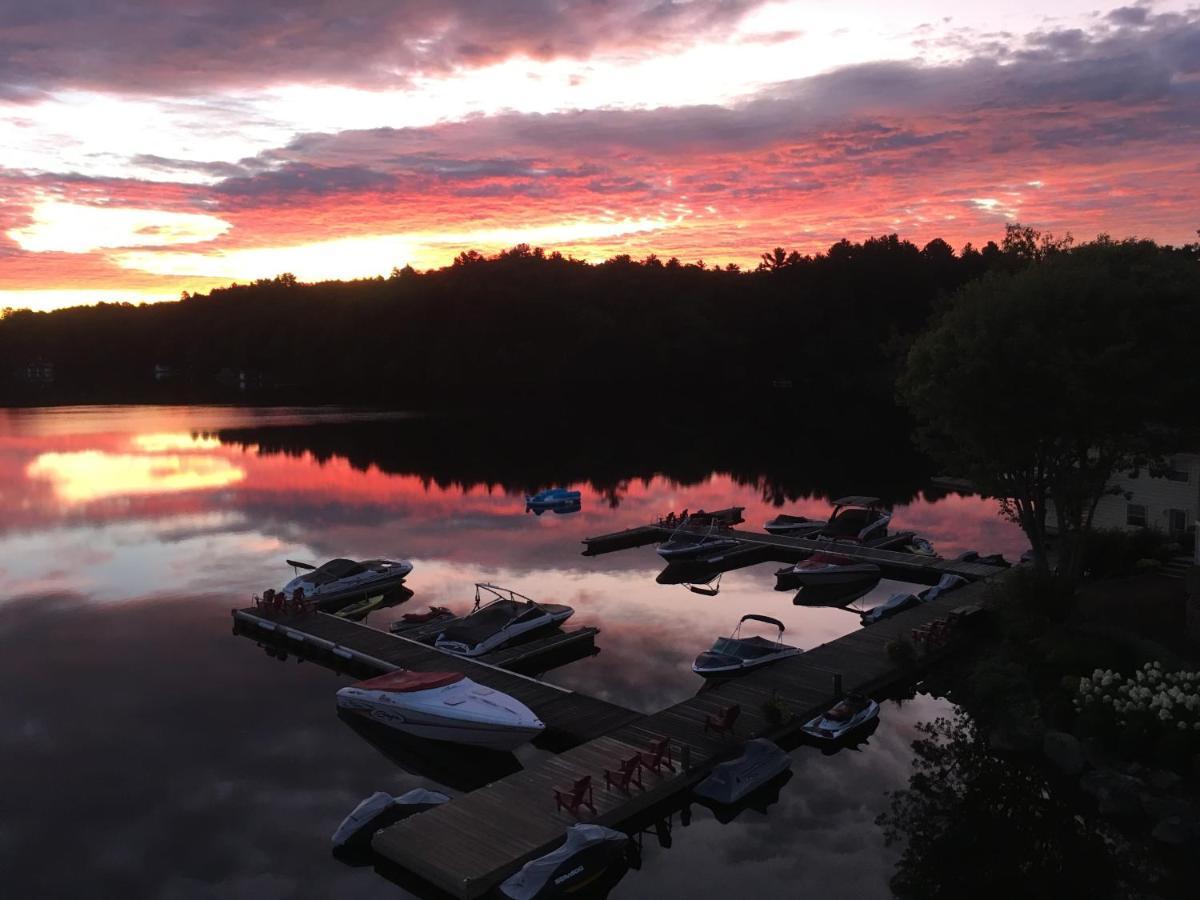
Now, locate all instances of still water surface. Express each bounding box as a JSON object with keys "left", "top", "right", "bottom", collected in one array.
[{"left": 0, "top": 406, "right": 1027, "bottom": 898}]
